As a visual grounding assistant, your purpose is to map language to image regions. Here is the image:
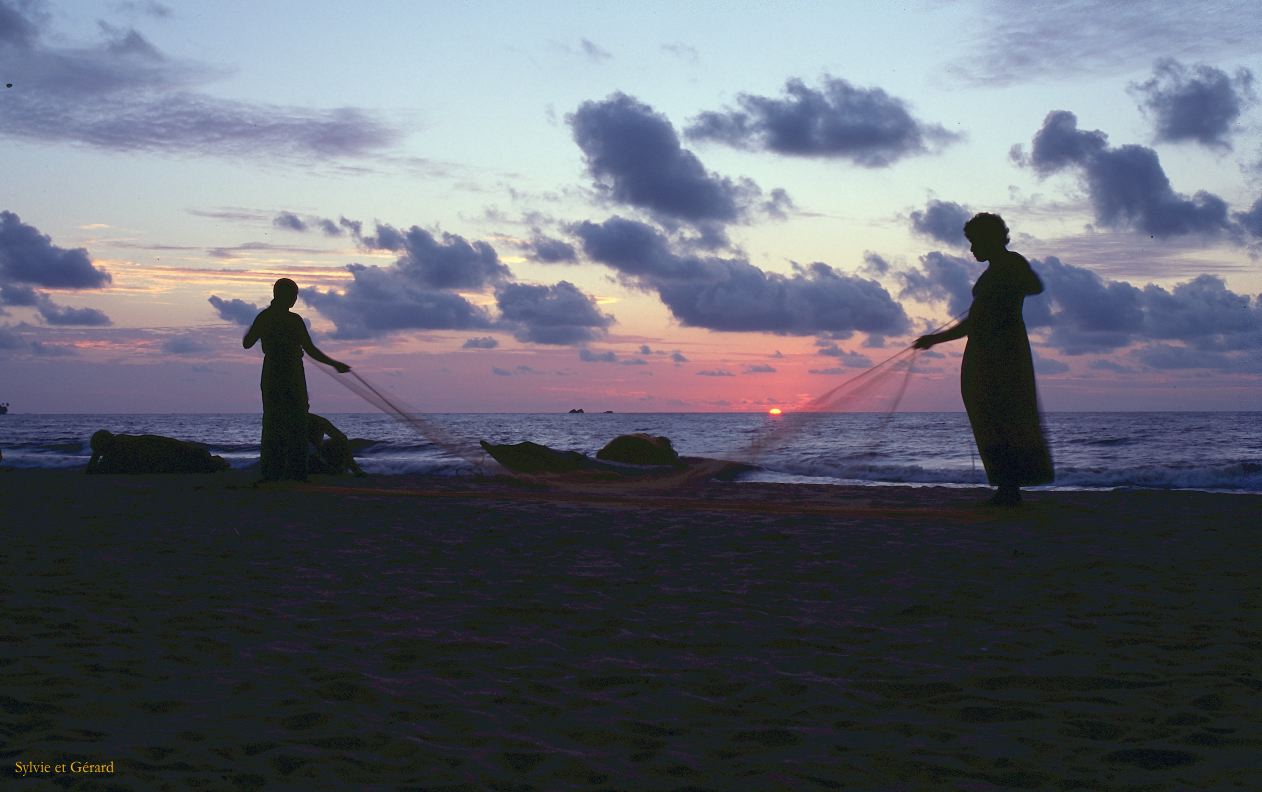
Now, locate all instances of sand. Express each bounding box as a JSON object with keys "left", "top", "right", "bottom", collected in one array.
[{"left": 3, "top": 468, "right": 1259, "bottom": 790}]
